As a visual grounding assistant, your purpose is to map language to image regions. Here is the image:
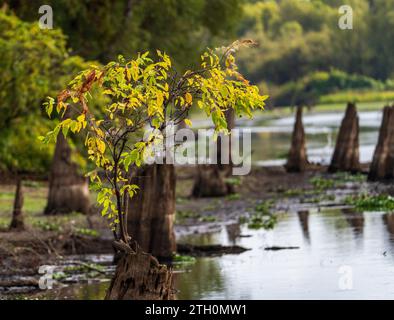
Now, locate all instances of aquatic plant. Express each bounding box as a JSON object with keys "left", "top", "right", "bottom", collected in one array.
[{"left": 345, "top": 194, "right": 394, "bottom": 212}]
